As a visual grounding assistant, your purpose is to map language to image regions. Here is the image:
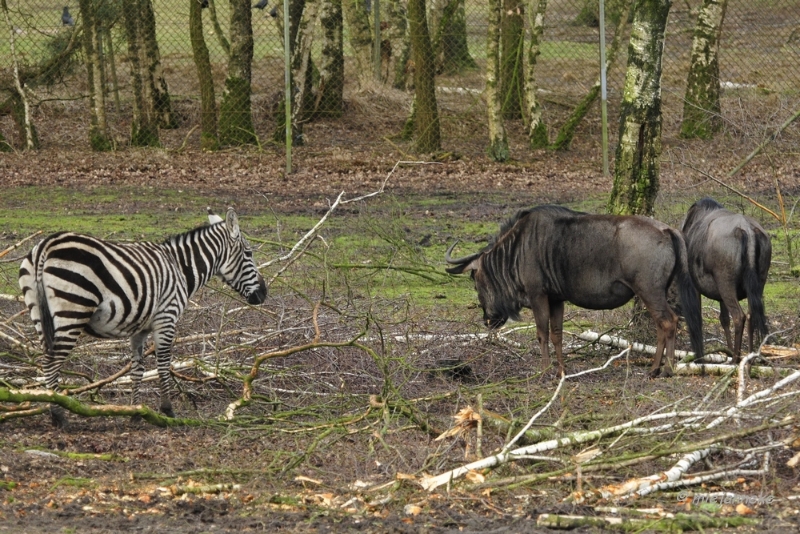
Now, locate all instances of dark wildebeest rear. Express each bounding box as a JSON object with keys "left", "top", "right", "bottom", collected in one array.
[
  {"left": 682, "top": 198, "right": 771, "bottom": 361},
  {"left": 446, "top": 206, "right": 704, "bottom": 377}
]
